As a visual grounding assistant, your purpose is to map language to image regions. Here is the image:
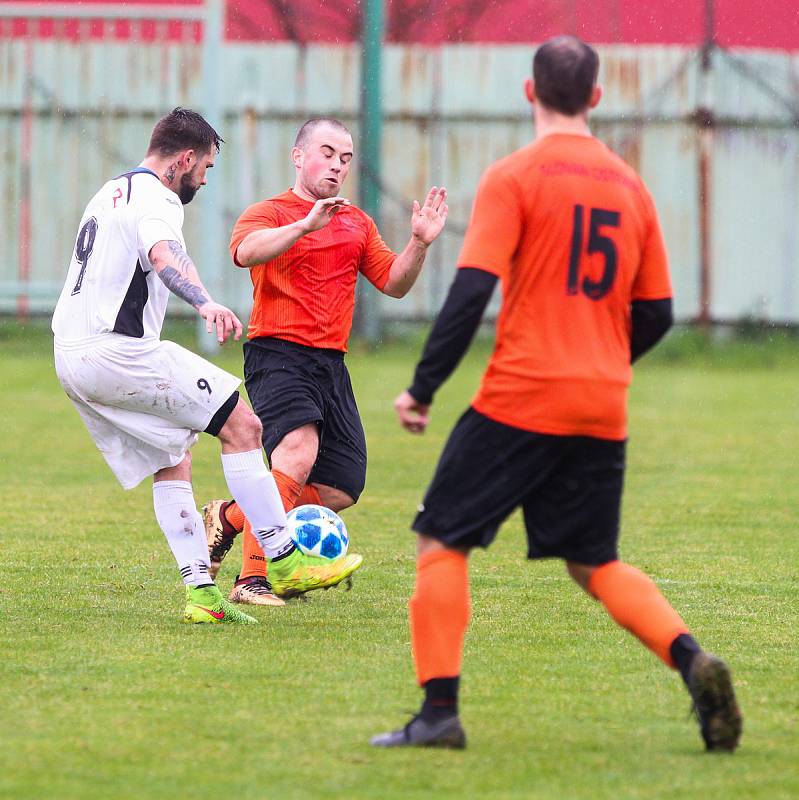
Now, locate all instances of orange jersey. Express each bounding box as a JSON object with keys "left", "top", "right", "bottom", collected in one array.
[
  {"left": 230, "top": 190, "right": 396, "bottom": 351},
  {"left": 459, "top": 133, "right": 672, "bottom": 440}
]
